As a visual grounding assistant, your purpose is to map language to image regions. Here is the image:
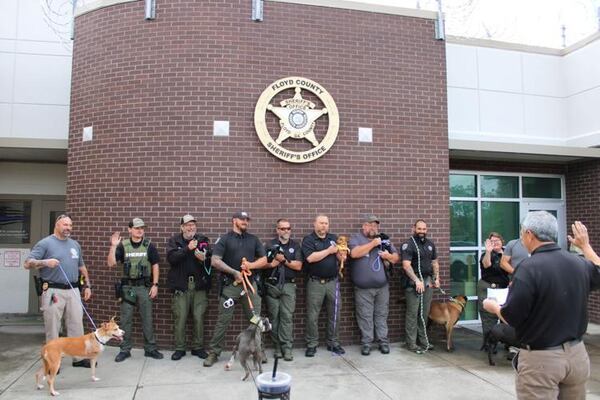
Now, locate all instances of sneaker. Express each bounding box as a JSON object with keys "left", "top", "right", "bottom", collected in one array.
[
  {"left": 361, "top": 345, "right": 371, "bottom": 356},
  {"left": 114, "top": 351, "right": 131, "bottom": 362},
  {"left": 191, "top": 349, "right": 208, "bottom": 359},
  {"left": 379, "top": 343, "right": 390, "bottom": 354},
  {"left": 72, "top": 359, "right": 94, "bottom": 368},
  {"left": 326, "top": 345, "right": 346, "bottom": 355},
  {"left": 171, "top": 350, "right": 186, "bottom": 361},
  {"left": 406, "top": 344, "right": 423, "bottom": 354},
  {"left": 145, "top": 349, "right": 164, "bottom": 360},
  {"left": 421, "top": 343, "right": 434, "bottom": 351},
  {"left": 283, "top": 349, "right": 294, "bottom": 361},
  {"left": 305, "top": 347, "right": 317, "bottom": 357},
  {"left": 203, "top": 352, "right": 218, "bottom": 367}
]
